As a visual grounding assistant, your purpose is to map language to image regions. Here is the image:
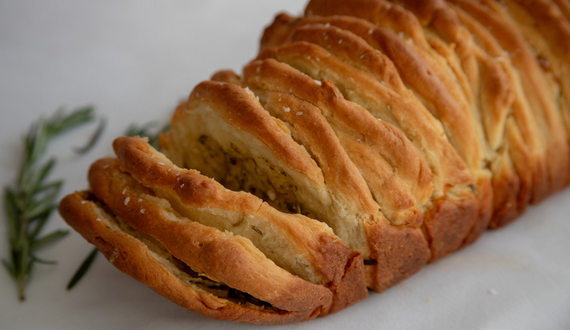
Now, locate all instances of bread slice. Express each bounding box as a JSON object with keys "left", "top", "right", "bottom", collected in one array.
[
  {"left": 112, "top": 136, "right": 367, "bottom": 314},
  {"left": 90, "top": 157, "right": 335, "bottom": 312},
  {"left": 59, "top": 191, "right": 323, "bottom": 324},
  {"left": 379, "top": 0, "right": 517, "bottom": 232}
]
